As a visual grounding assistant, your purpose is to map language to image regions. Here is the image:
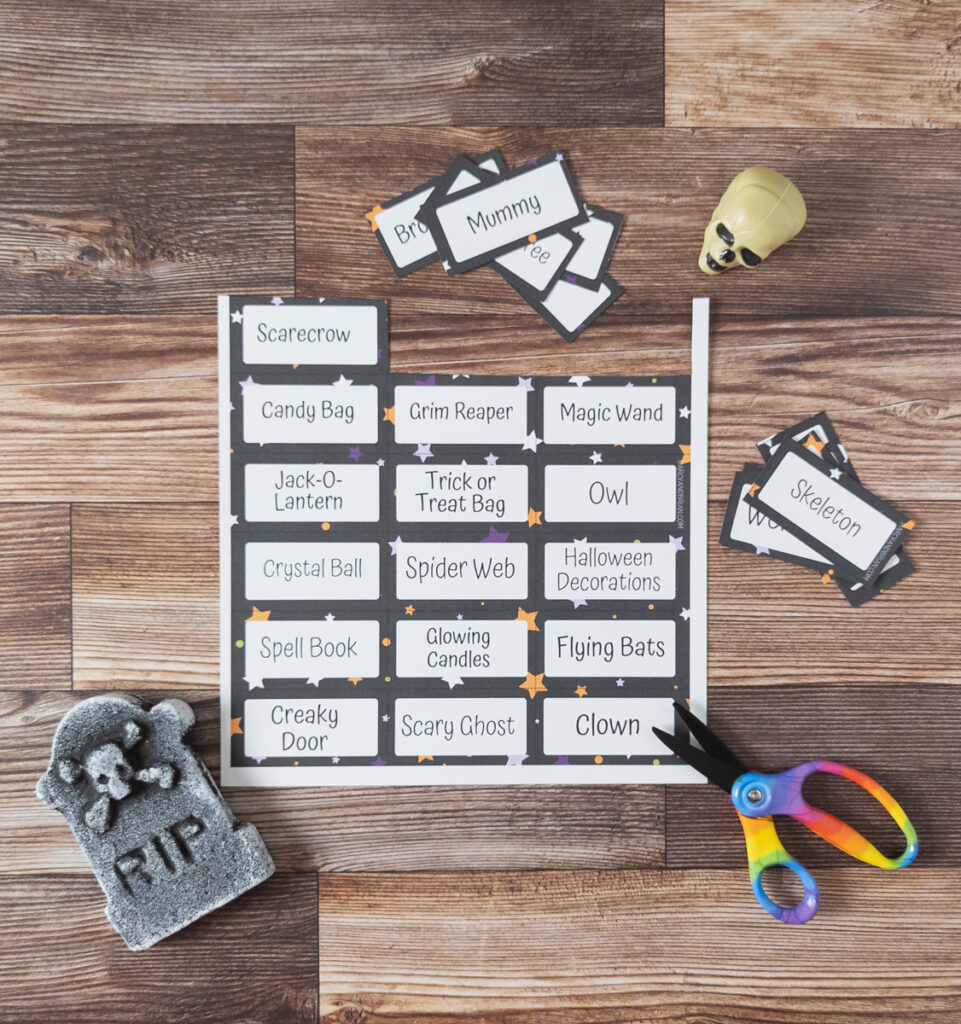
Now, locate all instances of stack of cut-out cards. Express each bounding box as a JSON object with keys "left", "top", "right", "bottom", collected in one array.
[
  {"left": 720, "top": 413, "right": 916, "bottom": 605},
  {"left": 365, "top": 150, "right": 623, "bottom": 342}
]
